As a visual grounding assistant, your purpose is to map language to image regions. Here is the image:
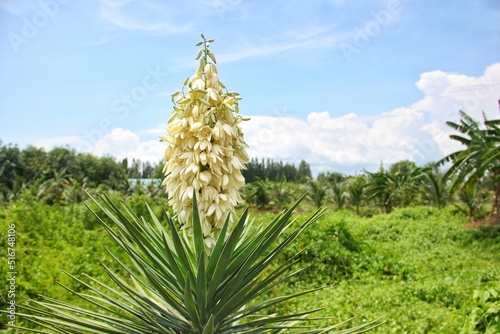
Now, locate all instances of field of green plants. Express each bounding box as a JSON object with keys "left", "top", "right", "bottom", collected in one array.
[
  {"left": 3, "top": 31, "right": 500, "bottom": 333},
  {"left": 1, "top": 192, "right": 499, "bottom": 333}
]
